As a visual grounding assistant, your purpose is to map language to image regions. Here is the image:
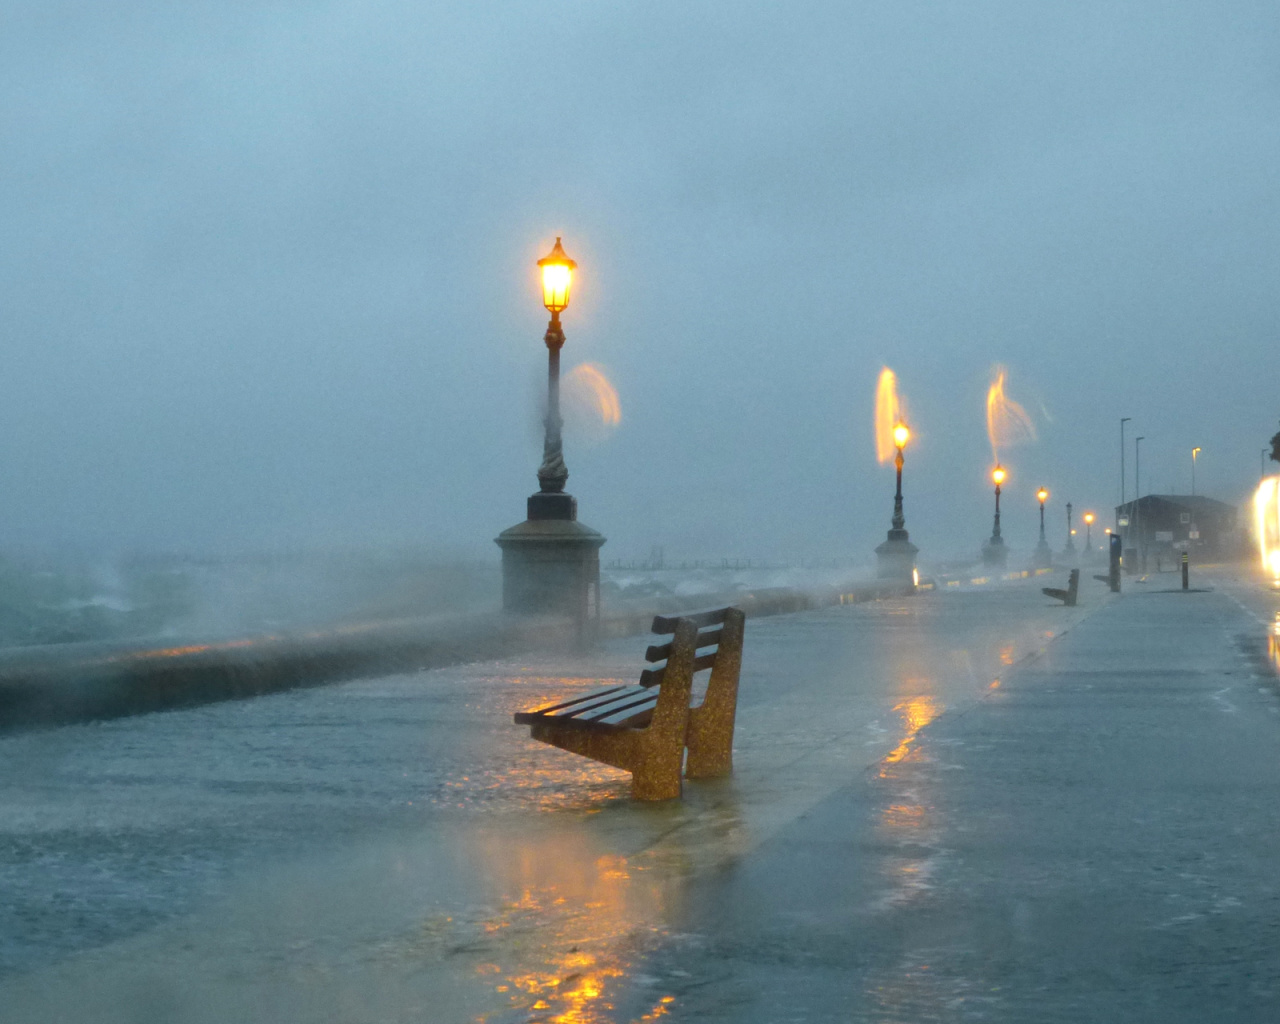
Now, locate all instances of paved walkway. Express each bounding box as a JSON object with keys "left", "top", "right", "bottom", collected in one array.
[
  {"left": 611, "top": 567, "right": 1280, "bottom": 1022},
  {"left": 2, "top": 567, "right": 1278, "bottom": 1022}
]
